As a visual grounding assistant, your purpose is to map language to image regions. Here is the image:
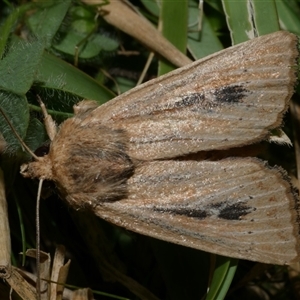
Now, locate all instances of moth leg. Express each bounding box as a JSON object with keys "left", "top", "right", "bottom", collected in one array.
[
  {"left": 36, "top": 96, "right": 57, "bottom": 141},
  {"left": 73, "top": 100, "right": 99, "bottom": 118}
]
